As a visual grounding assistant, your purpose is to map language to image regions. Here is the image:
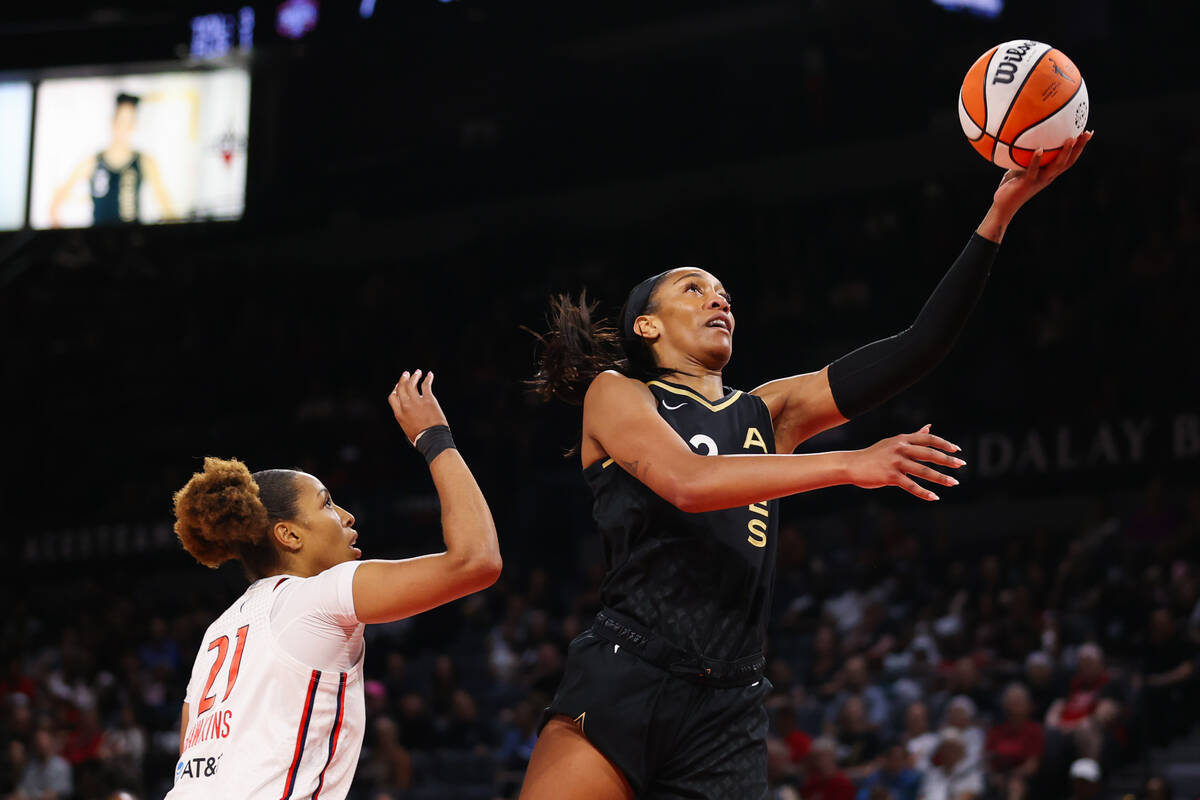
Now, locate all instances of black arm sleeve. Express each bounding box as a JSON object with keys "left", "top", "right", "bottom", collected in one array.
[{"left": 827, "top": 232, "right": 1000, "bottom": 419}]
